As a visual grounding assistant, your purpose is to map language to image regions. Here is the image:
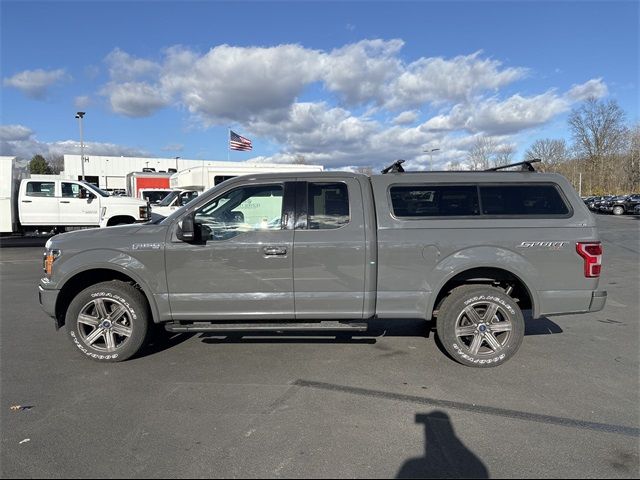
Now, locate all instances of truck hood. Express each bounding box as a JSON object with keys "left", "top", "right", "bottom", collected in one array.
[
  {"left": 103, "top": 196, "right": 148, "bottom": 206},
  {"left": 45, "top": 223, "right": 167, "bottom": 253}
]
